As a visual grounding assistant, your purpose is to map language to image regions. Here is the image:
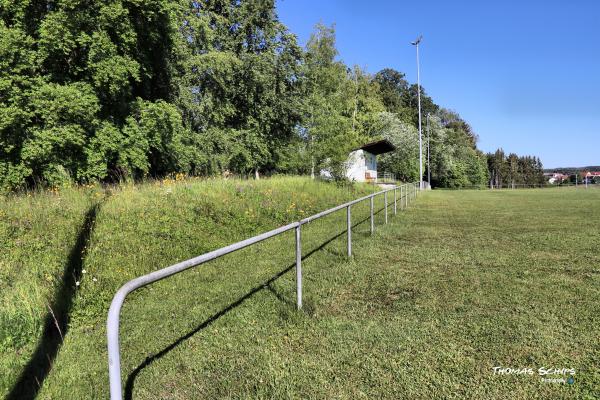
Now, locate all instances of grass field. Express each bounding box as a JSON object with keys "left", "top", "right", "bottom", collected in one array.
[{"left": 1, "top": 180, "right": 599, "bottom": 399}]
